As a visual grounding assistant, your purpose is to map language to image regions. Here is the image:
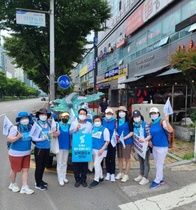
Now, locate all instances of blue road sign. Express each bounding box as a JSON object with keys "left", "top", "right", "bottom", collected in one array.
[{"left": 57, "top": 75, "right": 71, "bottom": 89}]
